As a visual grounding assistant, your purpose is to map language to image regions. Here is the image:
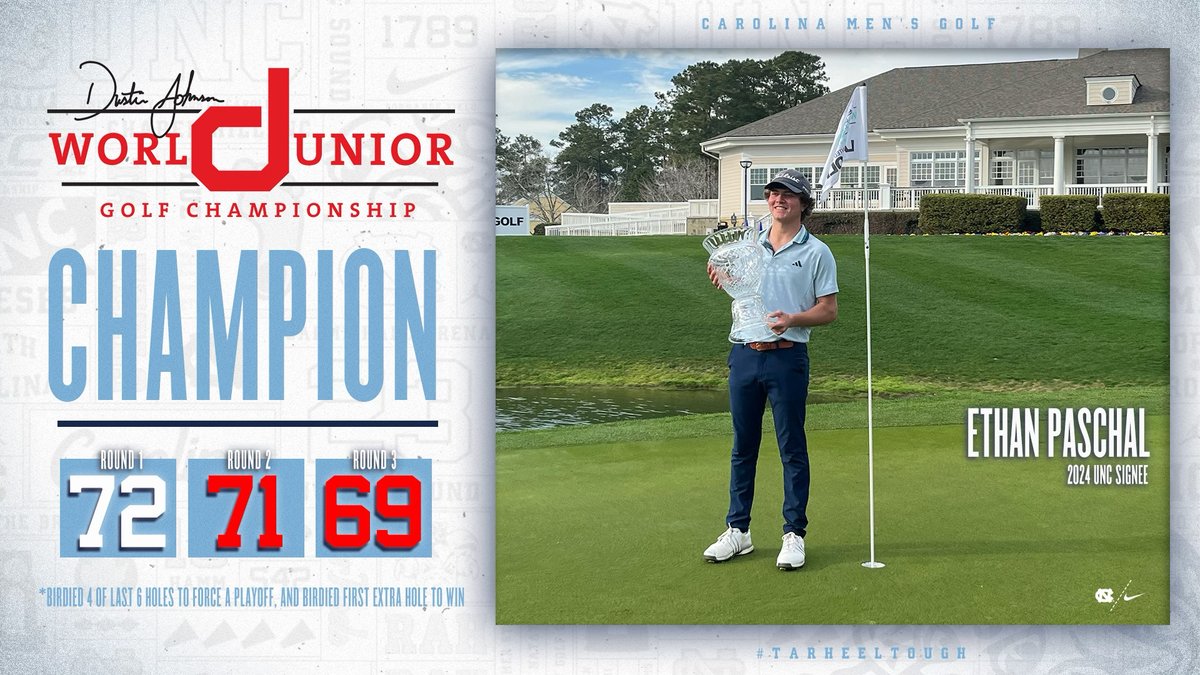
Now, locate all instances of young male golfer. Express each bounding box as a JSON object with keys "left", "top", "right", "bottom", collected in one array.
[{"left": 703, "top": 169, "right": 839, "bottom": 570}]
